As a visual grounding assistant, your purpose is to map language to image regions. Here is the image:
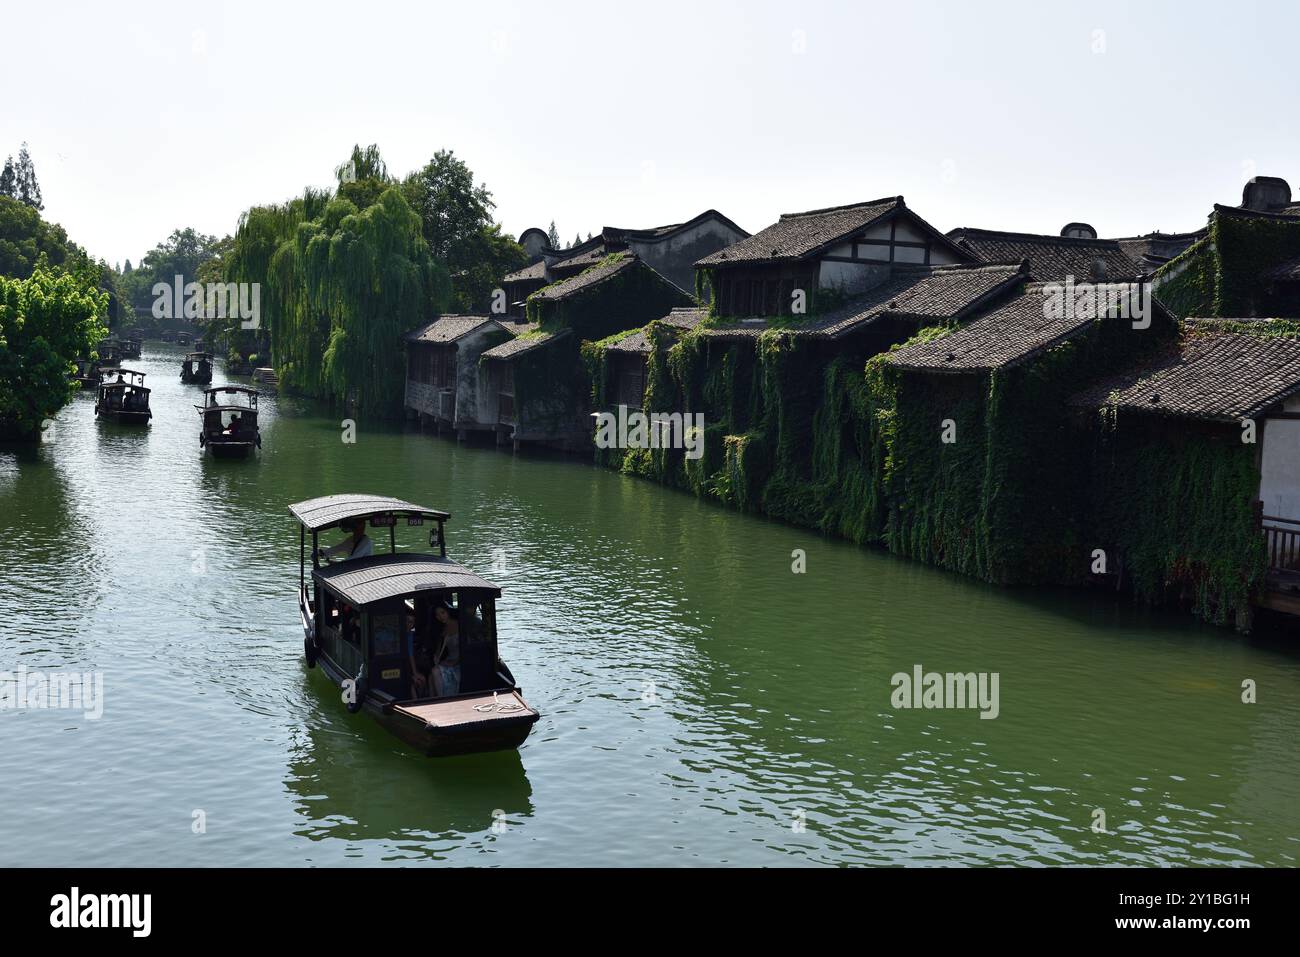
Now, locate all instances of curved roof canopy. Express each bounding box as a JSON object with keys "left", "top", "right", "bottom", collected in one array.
[
  {"left": 314, "top": 554, "right": 499, "bottom": 605},
  {"left": 289, "top": 494, "right": 450, "bottom": 531}
]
